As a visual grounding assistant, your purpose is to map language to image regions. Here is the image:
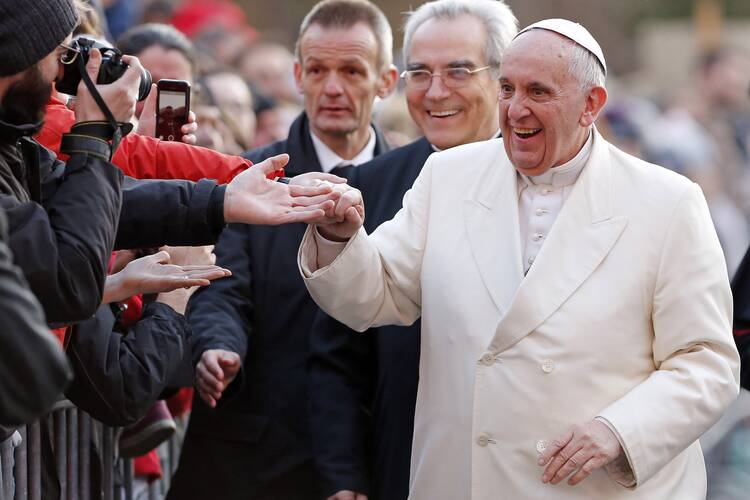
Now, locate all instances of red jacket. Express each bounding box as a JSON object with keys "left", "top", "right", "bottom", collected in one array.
[{"left": 37, "top": 96, "right": 252, "bottom": 184}]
